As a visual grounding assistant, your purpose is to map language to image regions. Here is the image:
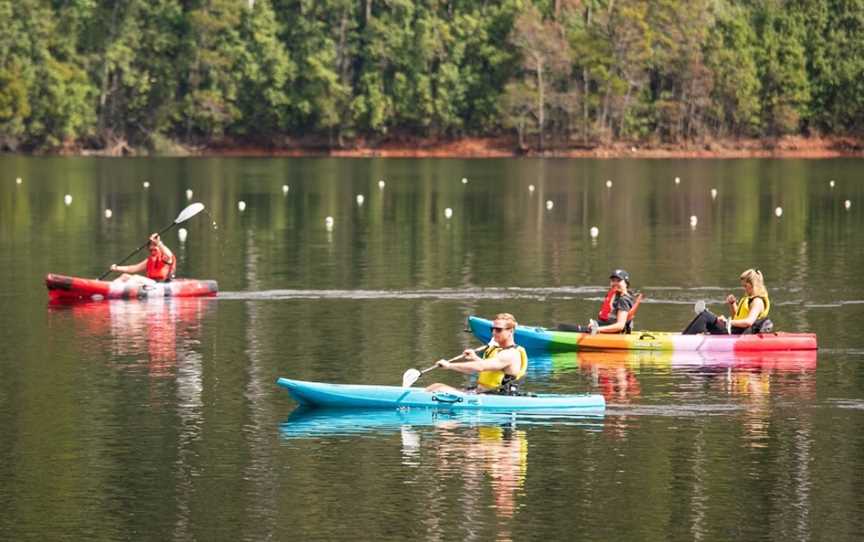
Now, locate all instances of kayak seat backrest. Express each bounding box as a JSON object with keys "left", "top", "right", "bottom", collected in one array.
[{"left": 625, "top": 293, "right": 645, "bottom": 334}]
